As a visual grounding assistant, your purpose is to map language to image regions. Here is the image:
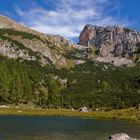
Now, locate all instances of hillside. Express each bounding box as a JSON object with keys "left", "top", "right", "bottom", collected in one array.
[
  {"left": 0, "top": 16, "right": 140, "bottom": 109},
  {"left": 0, "top": 16, "right": 75, "bottom": 68}
]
